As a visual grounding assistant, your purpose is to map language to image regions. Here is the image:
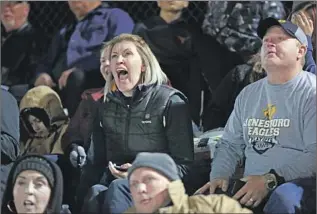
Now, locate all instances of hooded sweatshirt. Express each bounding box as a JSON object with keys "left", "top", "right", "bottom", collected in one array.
[
  {"left": 19, "top": 86, "right": 69, "bottom": 155},
  {"left": 1, "top": 155, "right": 63, "bottom": 214}
]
